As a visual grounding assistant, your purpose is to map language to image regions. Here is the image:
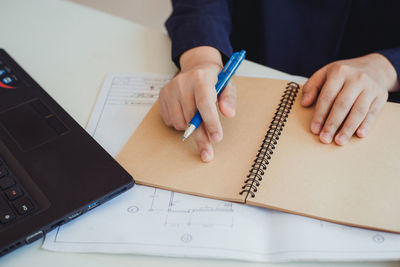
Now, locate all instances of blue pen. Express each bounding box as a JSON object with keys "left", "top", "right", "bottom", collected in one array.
[{"left": 183, "top": 50, "right": 246, "bottom": 141}]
